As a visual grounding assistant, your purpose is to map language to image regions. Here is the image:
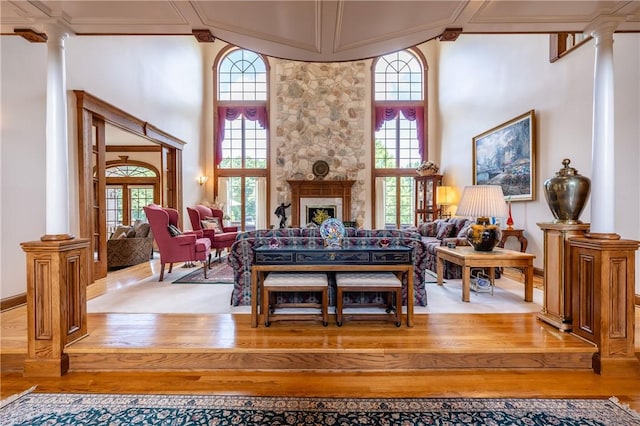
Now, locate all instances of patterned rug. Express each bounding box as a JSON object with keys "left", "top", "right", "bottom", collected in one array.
[
  {"left": 172, "top": 260, "right": 234, "bottom": 284},
  {"left": 1, "top": 392, "right": 639, "bottom": 425}
]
